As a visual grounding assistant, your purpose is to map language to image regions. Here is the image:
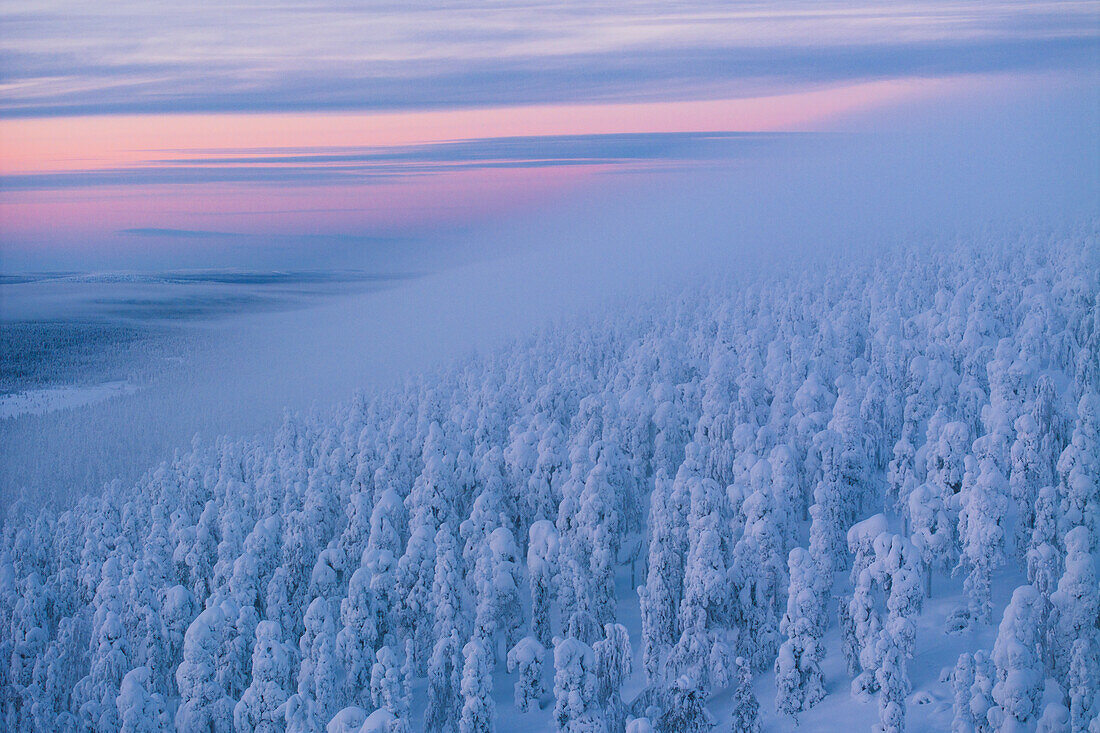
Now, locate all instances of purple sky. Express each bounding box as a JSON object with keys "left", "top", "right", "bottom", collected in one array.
[{"left": 1, "top": 1, "right": 1097, "bottom": 271}]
